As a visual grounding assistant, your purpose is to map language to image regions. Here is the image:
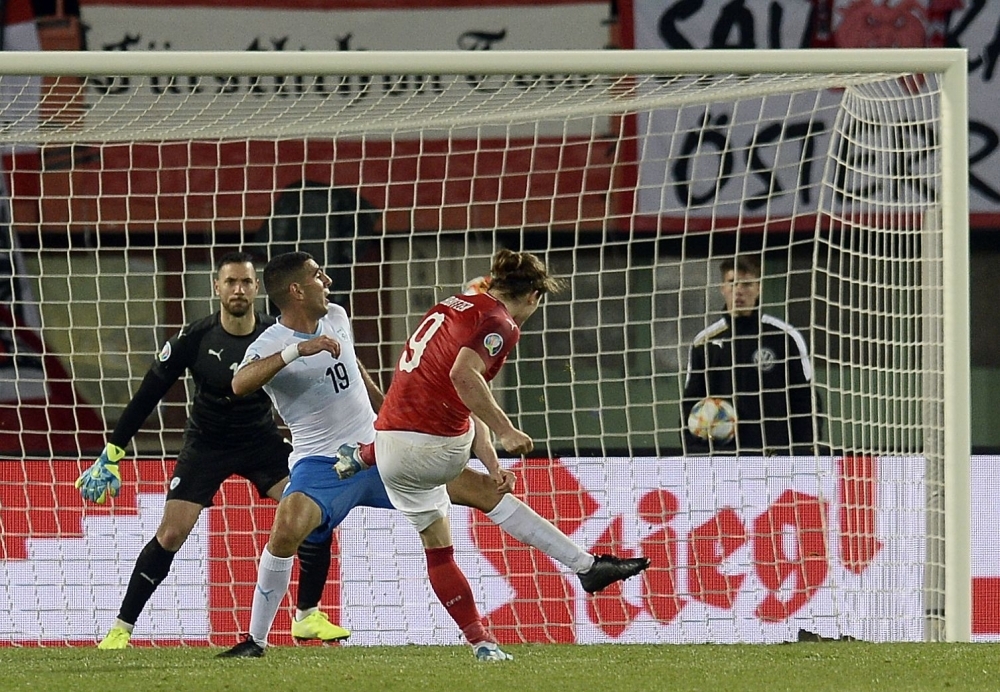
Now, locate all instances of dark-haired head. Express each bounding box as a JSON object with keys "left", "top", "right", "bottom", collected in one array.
[
  {"left": 215, "top": 250, "right": 256, "bottom": 274},
  {"left": 262, "top": 251, "right": 314, "bottom": 310},
  {"left": 718, "top": 255, "right": 761, "bottom": 280},
  {"left": 214, "top": 251, "right": 259, "bottom": 319}
]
